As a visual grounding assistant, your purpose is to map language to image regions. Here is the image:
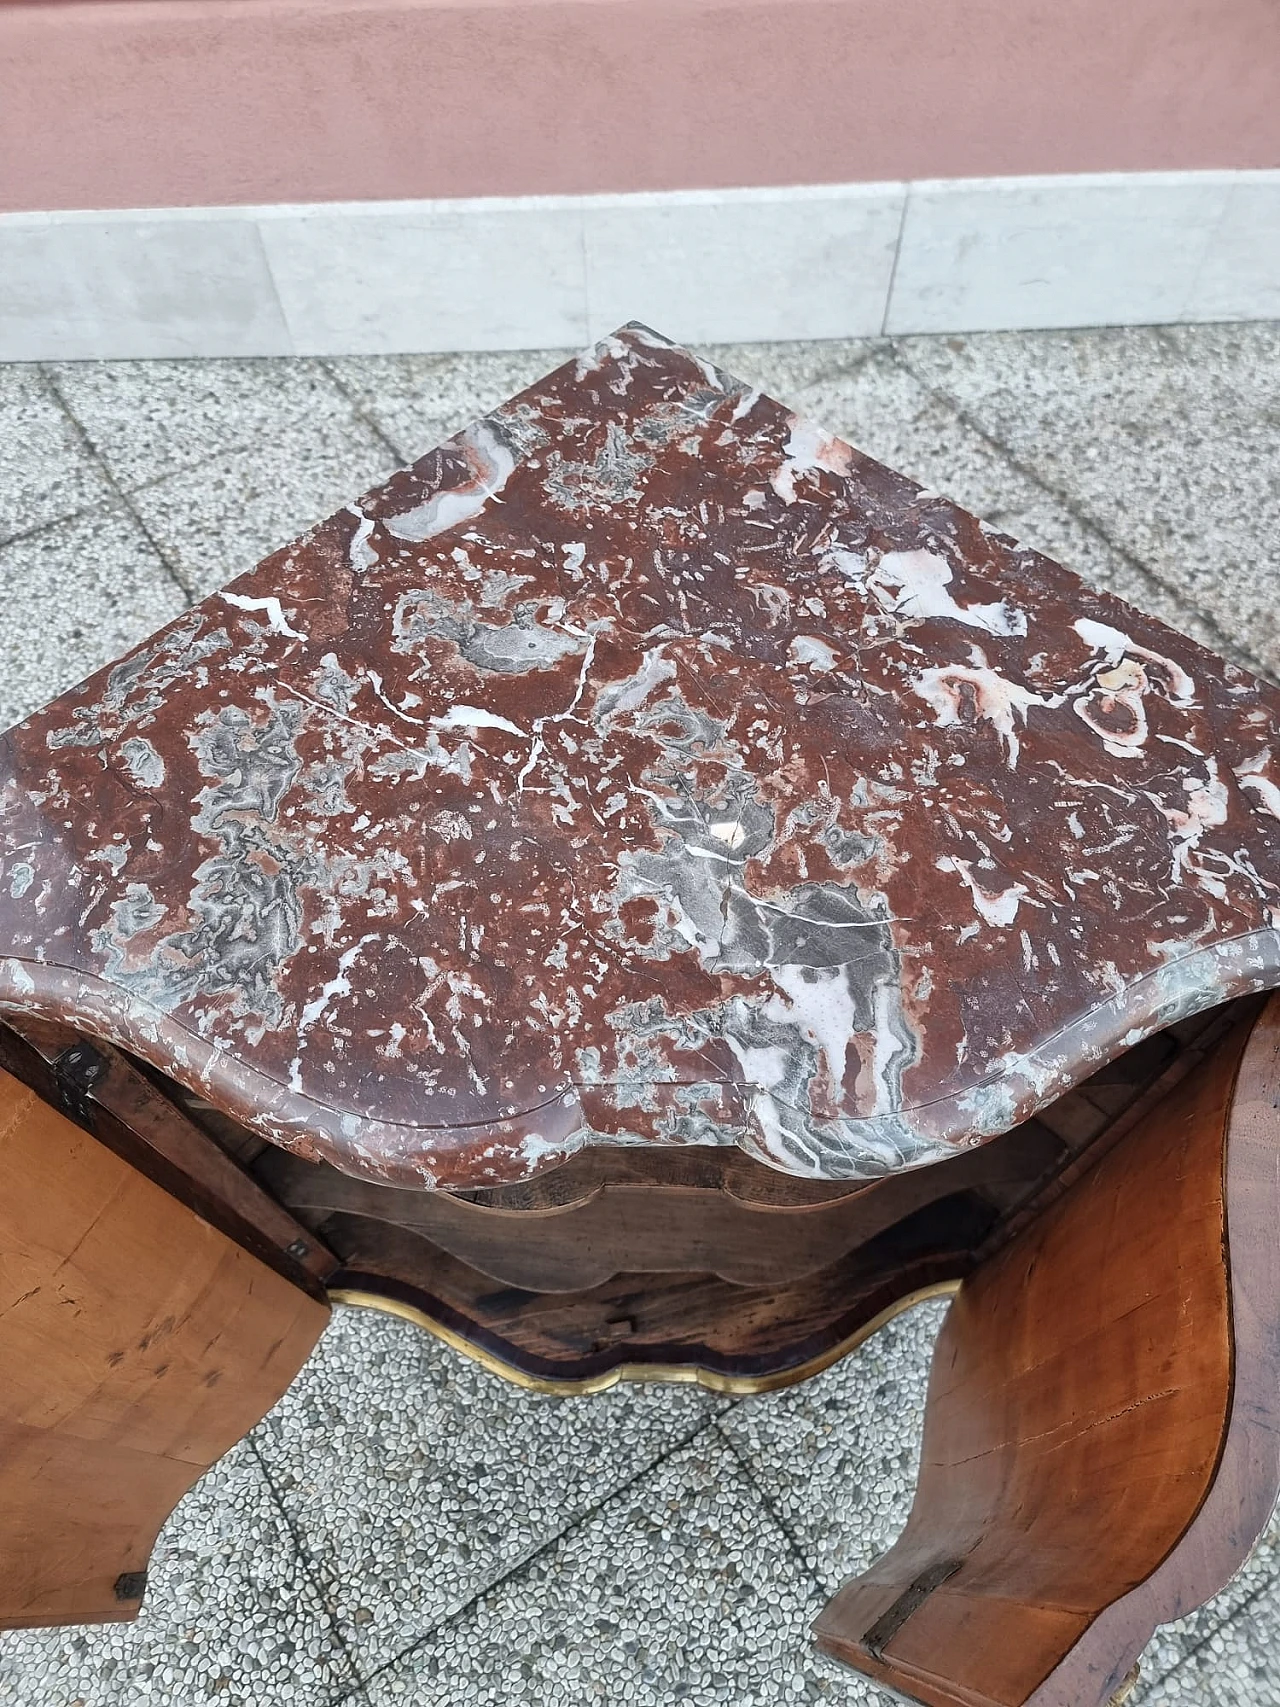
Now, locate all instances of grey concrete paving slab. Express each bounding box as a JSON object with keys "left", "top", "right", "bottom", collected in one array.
[
  {"left": 0, "top": 504, "right": 186, "bottom": 729},
  {"left": 323, "top": 350, "right": 570, "bottom": 463},
  {"left": 704, "top": 337, "right": 878, "bottom": 401},
  {"left": 0, "top": 1440, "right": 359, "bottom": 1707},
  {"left": 251, "top": 1303, "right": 729, "bottom": 1676},
  {"left": 126, "top": 411, "right": 397, "bottom": 598},
  {"left": 718, "top": 1298, "right": 946, "bottom": 1596},
  {"left": 0, "top": 365, "right": 113, "bottom": 546},
  {"left": 48, "top": 356, "right": 365, "bottom": 491},
  {"left": 894, "top": 322, "right": 1280, "bottom": 677},
  {"left": 361, "top": 1431, "right": 885, "bottom": 1707}
]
